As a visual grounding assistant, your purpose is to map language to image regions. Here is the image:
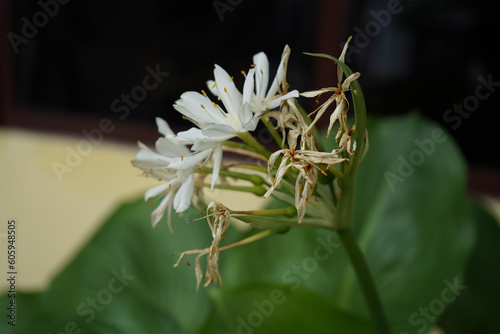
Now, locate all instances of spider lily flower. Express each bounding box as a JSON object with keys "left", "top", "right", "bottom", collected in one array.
[
  {"left": 249, "top": 45, "right": 299, "bottom": 114},
  {"left": 172, "top": 64, "right": 259, "bottom": 189},
  {"left": 301, "top": 37, "right": 360, "bottom": 139},
  {"left": 131, "top": 118, "right": 211, "bottom": 231}
]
